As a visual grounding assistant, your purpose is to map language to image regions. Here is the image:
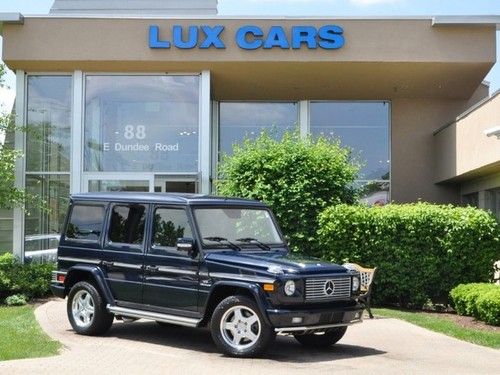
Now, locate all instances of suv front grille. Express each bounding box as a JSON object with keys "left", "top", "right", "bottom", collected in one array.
[{"left": 305, "top": 277, "right": 351, "bottom": 301}]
